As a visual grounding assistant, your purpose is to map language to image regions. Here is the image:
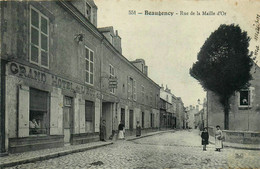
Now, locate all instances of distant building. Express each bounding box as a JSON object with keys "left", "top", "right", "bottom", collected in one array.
[
  {"left": 159, "top": 85, "right": 176, "bottom": 129},
  {"left": 186, "top": 105, "right": 199, "bottom": 129},
  {"left": 175, "top": 97, "right": 186, "bottom": 129},
  {"left": 194, "top": 109, "right": 204, "bottom": 130}
]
